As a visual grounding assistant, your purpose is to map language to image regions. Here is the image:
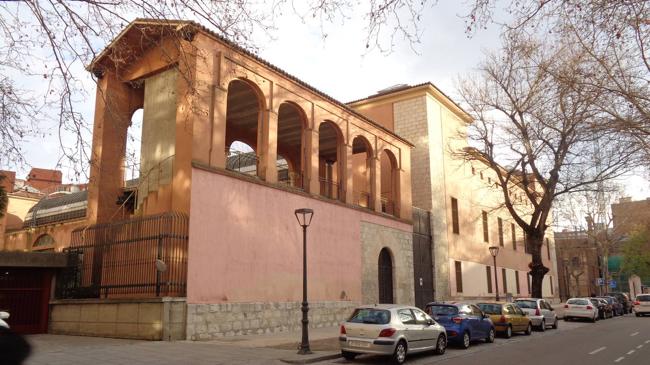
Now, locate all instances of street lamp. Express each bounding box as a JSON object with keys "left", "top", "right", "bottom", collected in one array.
[
  {"left": 489, "top": 246, "right": 500, "bottom": 301},
  {"left": 295, "top": 208, "right": 314, "bottom": 355}
]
